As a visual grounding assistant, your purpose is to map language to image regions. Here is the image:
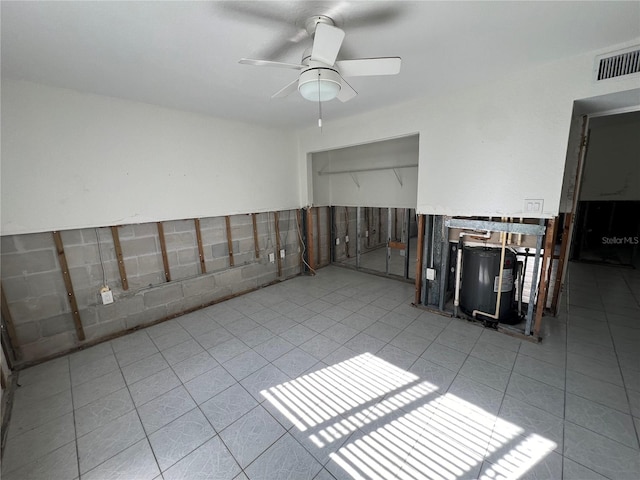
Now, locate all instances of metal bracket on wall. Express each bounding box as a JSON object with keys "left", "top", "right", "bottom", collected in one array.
[
  {"left": 393, "top": 168, "right": 403, "bottom": 187},
  {"left": 350, "top": 173, "right": 360, "bottom": 188}
]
